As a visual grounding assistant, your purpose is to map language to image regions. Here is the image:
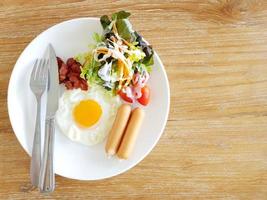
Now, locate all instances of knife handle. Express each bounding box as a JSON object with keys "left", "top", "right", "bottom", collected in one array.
[{"left": 39, "top": 118, "right": 55, "bottom": 193}]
